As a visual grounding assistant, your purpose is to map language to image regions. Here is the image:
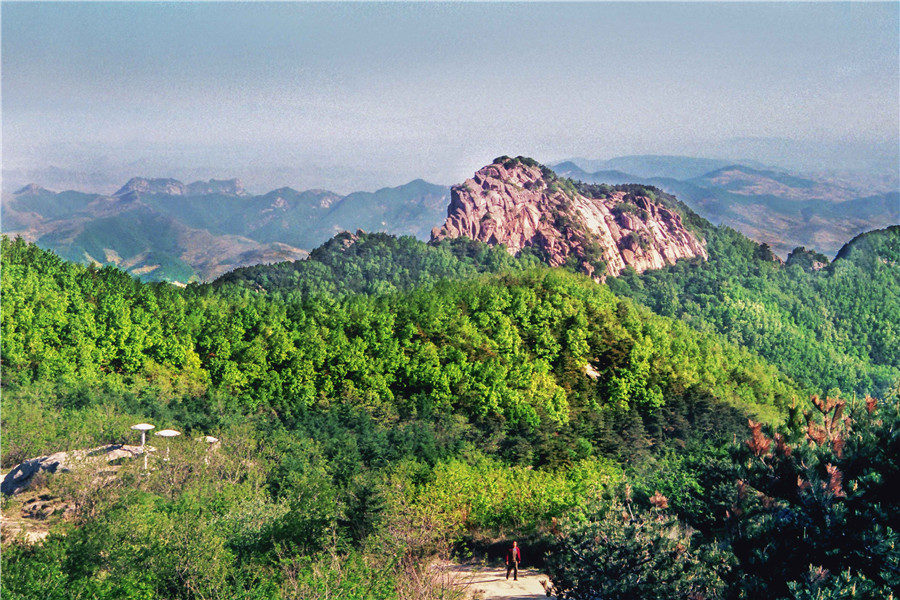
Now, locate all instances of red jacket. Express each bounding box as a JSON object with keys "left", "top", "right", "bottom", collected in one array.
[{"left": 506, "top": 546, "right": 521, "bottom": 563}]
